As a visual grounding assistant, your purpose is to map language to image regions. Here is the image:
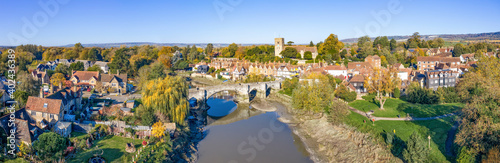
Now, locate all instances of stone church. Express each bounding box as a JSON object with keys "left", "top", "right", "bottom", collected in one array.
[{"left": 274, "top": 38, "right": 318, "bottom": 59}]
